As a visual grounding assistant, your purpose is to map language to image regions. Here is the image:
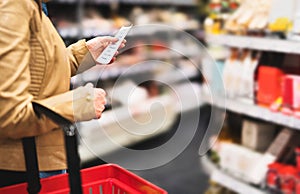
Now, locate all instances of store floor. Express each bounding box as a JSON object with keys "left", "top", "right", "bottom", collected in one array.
[{"left": 82, "top": 105, "right": 212, "bottom": 194}]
